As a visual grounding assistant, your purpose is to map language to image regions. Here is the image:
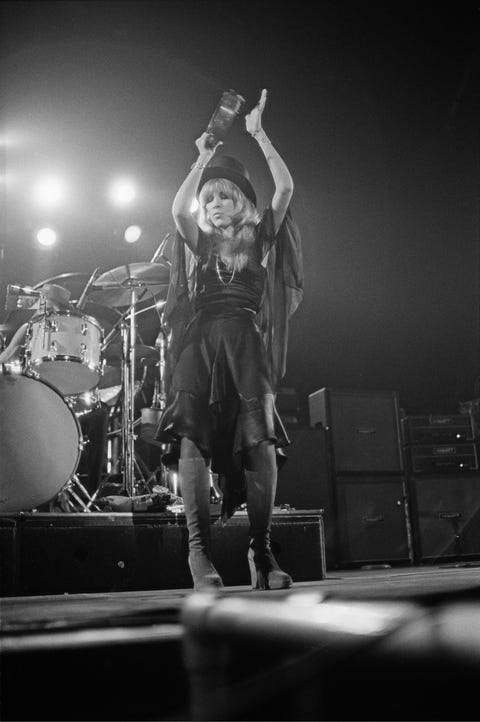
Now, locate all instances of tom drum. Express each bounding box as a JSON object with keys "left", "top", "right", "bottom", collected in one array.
[{"left": 24, "top": 311, "right": 103, "bottom": 395}]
